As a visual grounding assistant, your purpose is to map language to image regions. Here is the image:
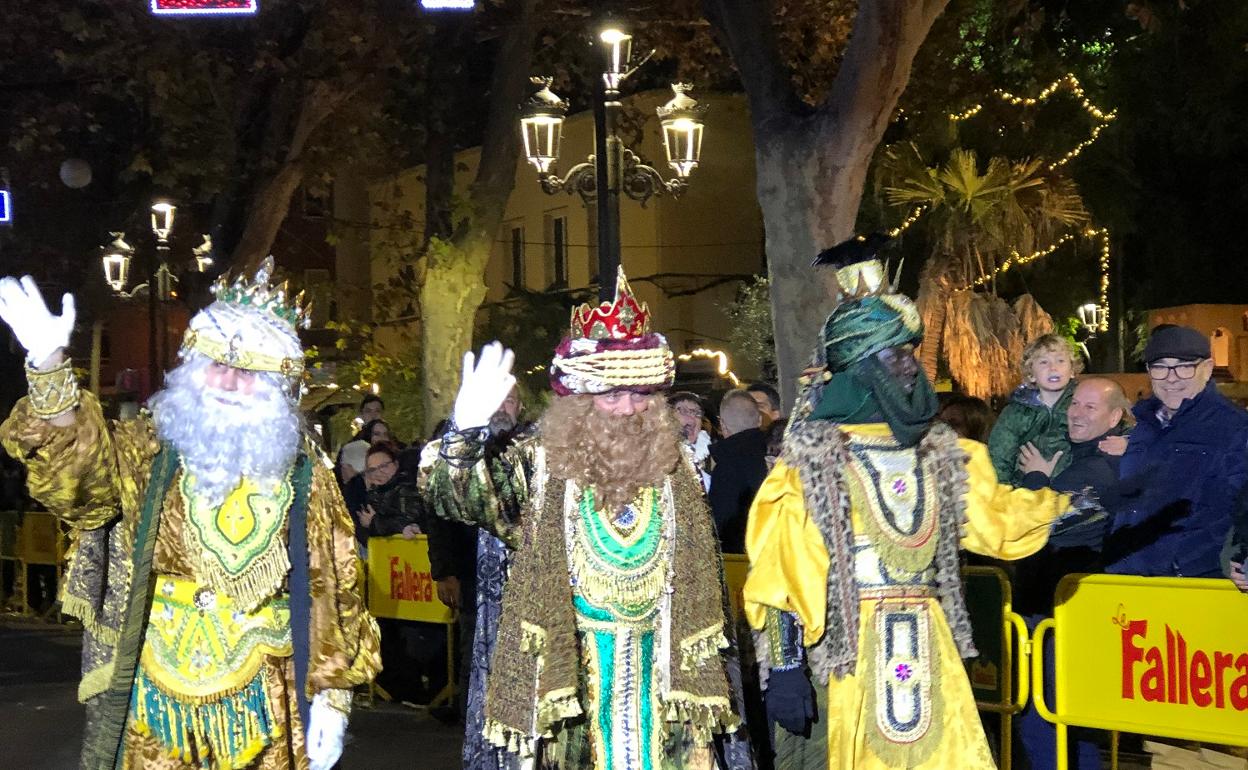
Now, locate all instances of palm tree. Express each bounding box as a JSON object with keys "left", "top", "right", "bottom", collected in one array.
[{"left": 878, "top": 142, "right": 1089, "bottom": 397}]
